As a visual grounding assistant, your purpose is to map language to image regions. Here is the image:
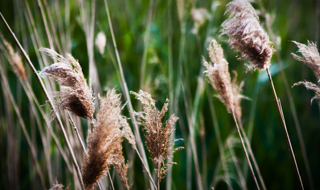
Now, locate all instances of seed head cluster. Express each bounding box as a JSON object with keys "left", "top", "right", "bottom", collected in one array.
[
  {"left": 39, "top": 48, "right": 95, "bottom": 120},
  {"left": 2, "top": 38, "right": 27, "bottom": 80},
  {"left": 221, "top": 0, "right": 274, "bottom": 71},
  {"left": 82, "top": 89, "right": 131, "bottom": 190},
  {"left": 203, "top": 40, "right": 234, "bottom": 113},
  {"left": 130, "top": 90, "right": 183, "bottom": 182},
  {"left": 203, "top": 40, "right": 246, "bottom": 121},
  {"left": 292, "top": 41, "right": 320, "bottom": 82},
  {"left": 293, "top": 81, "right": 320, "bottom": 103}
]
